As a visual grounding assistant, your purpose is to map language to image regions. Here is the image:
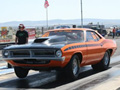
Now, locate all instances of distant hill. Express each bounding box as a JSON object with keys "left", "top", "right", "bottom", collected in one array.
[{"left": 0, "top": 18, "right": 120, "bottom": 28}]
